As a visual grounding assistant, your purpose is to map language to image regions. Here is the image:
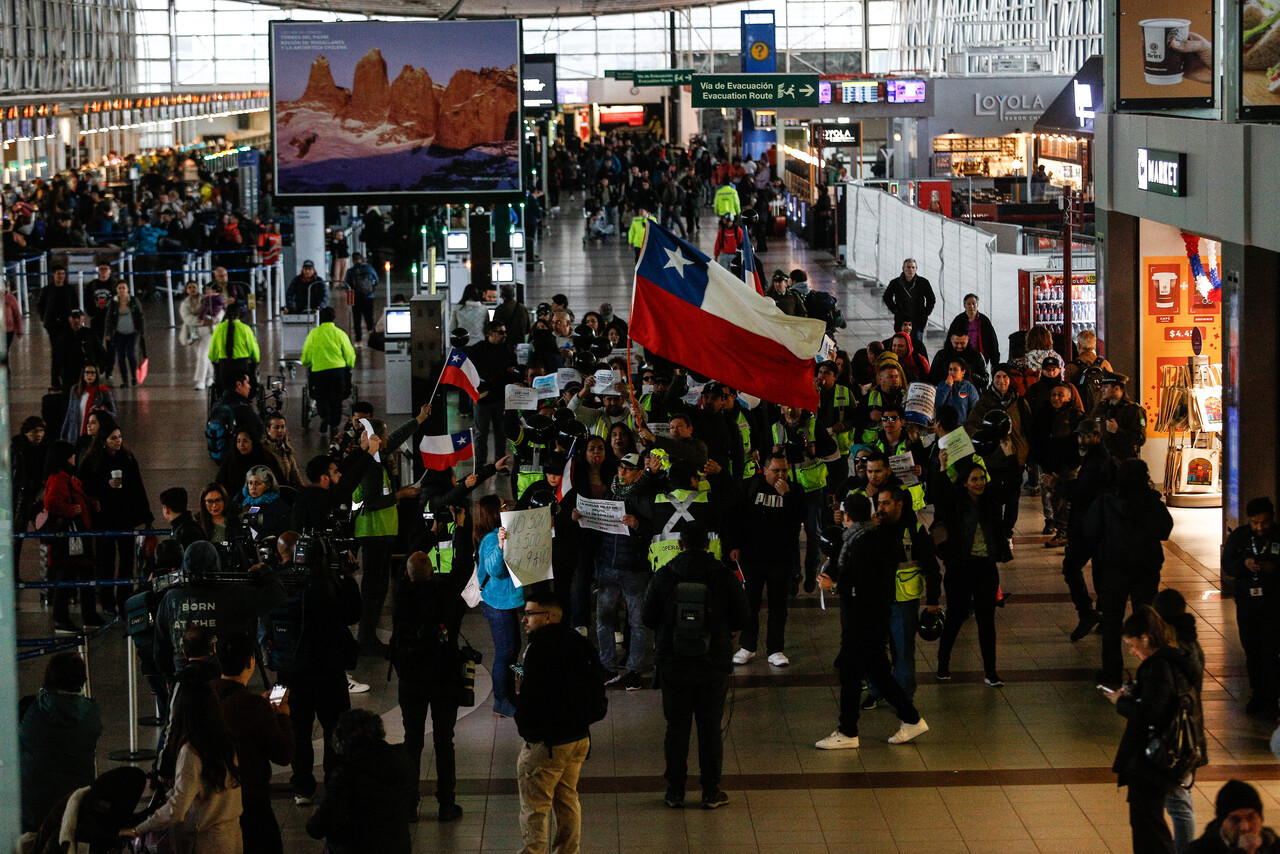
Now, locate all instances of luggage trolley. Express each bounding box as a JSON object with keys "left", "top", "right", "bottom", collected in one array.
[{"left": 280, "top": 311, "right": 318, "bottom": 433}]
